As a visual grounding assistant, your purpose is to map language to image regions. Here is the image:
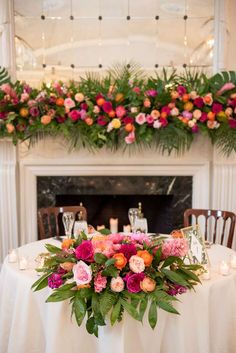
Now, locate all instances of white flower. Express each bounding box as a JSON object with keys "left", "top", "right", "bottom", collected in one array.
[
  {"left": 110, "top": 276, "right": 125, "bottom": 292},
  {"left": 129, "top": 255, "right": 145, "bottom": 273},
  {"left": 153, "top": 120, "right": 162, "bottom": 129}
]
